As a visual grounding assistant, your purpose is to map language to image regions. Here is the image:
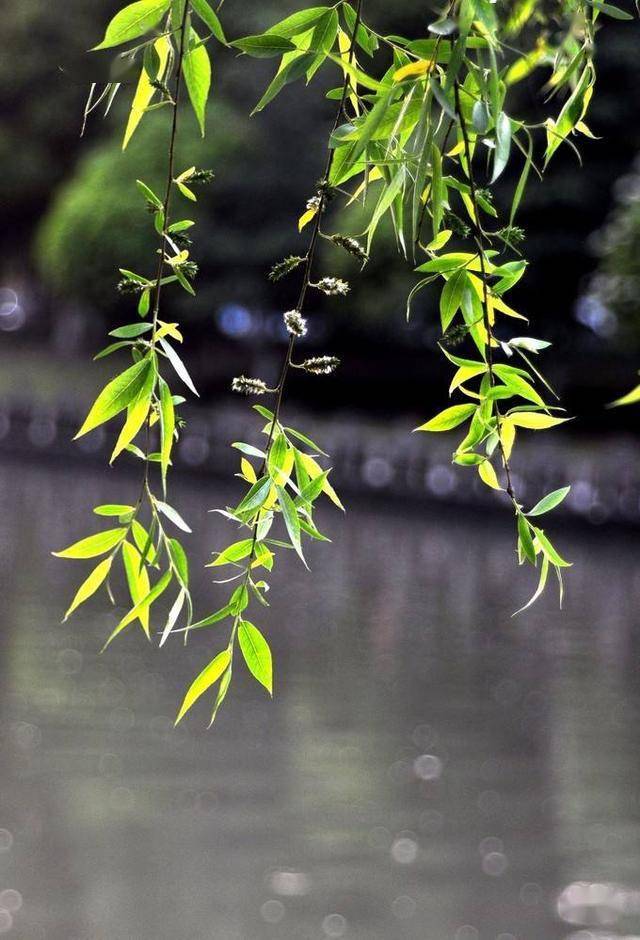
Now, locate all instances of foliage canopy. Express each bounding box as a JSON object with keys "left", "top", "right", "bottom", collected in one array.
[{"left": 55, "top": 0, "right": 638, "bottom": 725}]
